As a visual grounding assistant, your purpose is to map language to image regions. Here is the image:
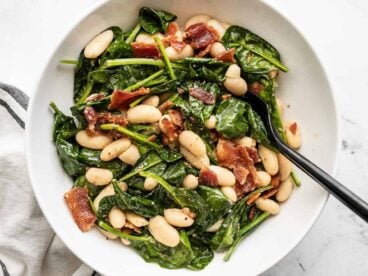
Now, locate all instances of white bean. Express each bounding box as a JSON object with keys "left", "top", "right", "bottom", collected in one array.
[
  {"left": 85, "top": 168, "right": 113, "bottom": 186},
  {"left": 276, "top": 177, "right": 293, "bottom": 202},
  {"left": 210, "top": 42, "right": 226, "bottom": 57},
  {"left": 108, "top": 207, "right": 126, "bottom": 229},
  {"left": 225, "top": 64, "right": 241, "bottom": 78},
  {"left": 180, "top": 146, "right": 210, "bottom": 170},
  {"left": 98, "top": 227, "right": 117, "bottom": 240},
  {"left": 144, "top": 177, "right": 158, "bottom": 191},
  {"left": 224, "top": 77, "right": 248, "bottom": 96},
  {"left": 185, "top": 14, "right": 211, "bottom": 30},
  {"left": 182, "top": 174, "right": 199, "bottom": 189},
  {"left": 135, "top": 33, "right": 155, "bottom": 44},
  {"left": 285, "top": 121, "right": 302, "bottom": 149},
  {"left": 207, "top": 19, "right": 226, "bottom": 39},
  {"left": 76, "top": 130, "right": 112, "bottom": 150},
  {"left": 234, "top": 136, "right": 256, "bottom": 148},
  {"left": 206, "top": 219, "right": 223, "bottom": 232},
  {"left": 125, "top": 211, "right": 149, "bottom": 227},
  {"left": 277, "top": 153, "right": 292, "bottom": 181},
  {"left": 148, "top": 216, "right": 180, "bottom": 247},
  {"left": 164, "top": 208, "right": 194, "bottom": 227},
  {"left": 100, "top": 138, "right": 131, "bottom": 161},
  {"left": 127, "top": 105, "right": 162, "bottom": 124},
  {"left": 221, "top": 22, "right": 231, "bottom": 30},
  {"left": 209, "top": 165, "right": 236, "bottom": 186},
  {"left": 258, "top": 145, "right": 279, "bottom": 176},
  {"left": 255, "top": 171, "right": 271, "bottom": 187},
  {"left": 165, "top": 44, "right": 194, "bottom": 61},
  {"left": 84, "top": 30, "right": 113, "bottom": 59},
  {"left": 119, "top": 144, "right": 141, "bottom": 166},
  {"left": 120, "top": 237, "right": 131, "bottom": 246},
  {"left": 179, "top": 130, "right": 206, "bottom": 156},
  {"left": 255, "top": 198, "right": 280, "bottom": 215},
  {"left": 204, "top": 115, "right": 216, "bottom": 129},
  {"left": 142, "top": 95, "right": 160, "bottom": 107},
  {"left": 221, "top": 186, "right": 237, "bottom": 202}
]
